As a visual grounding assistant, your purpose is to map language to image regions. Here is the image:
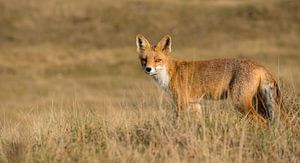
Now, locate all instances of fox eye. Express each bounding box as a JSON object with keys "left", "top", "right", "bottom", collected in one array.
[
  {"left": 141, "top": 58, "right": 147, "bottom": 63},
  {"left": 155, "top": 59, "right": 162, "bottom": 62}
]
